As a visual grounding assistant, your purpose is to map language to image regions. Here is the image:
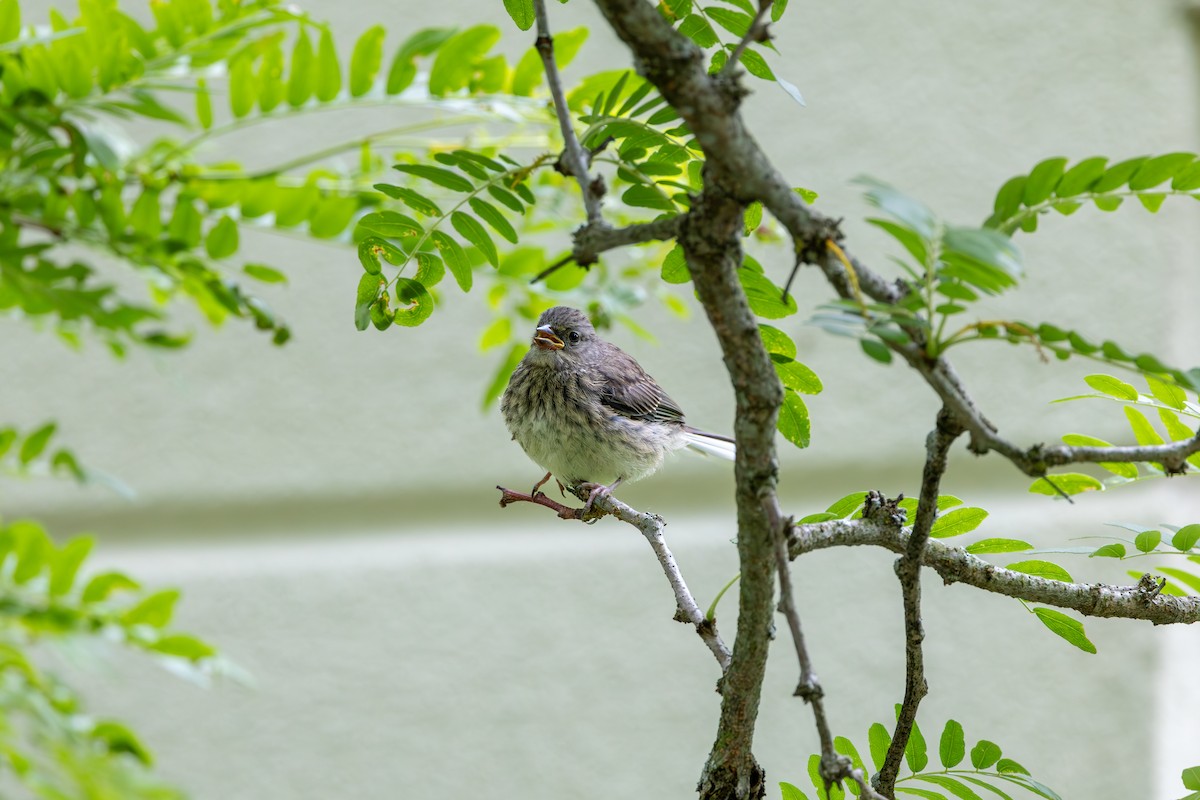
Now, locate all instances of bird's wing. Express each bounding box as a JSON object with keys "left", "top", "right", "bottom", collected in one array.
[{"left": 594, "top": 344, "right": 686, "bottom": 425}]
